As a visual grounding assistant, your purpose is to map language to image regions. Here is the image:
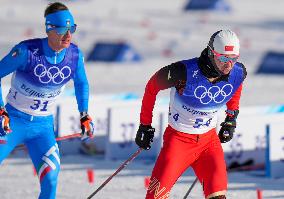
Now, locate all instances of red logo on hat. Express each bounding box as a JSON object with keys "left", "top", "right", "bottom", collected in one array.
[{"left": 225, "top": 46, "right": 234, "bottom": 51}]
